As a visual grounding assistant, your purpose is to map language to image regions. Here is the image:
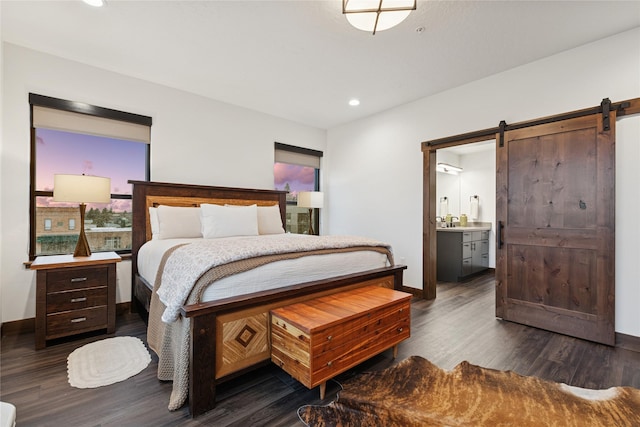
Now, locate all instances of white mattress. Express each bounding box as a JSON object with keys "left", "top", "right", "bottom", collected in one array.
[{"left": 137, "top": 235, "right": 391, "bottom": 303}]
